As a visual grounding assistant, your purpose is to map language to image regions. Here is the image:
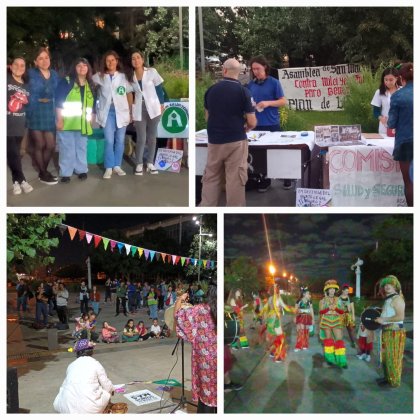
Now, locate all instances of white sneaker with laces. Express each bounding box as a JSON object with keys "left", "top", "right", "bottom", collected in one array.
[
  {"left": 20, "top": 181, "right": 34, "bottom": 193},
  {"left": 365, "top": 355, "right": 371, "bottom": 362},
  {"left": 113, "top": 166, "right": 126, "bottom": 176},
  {"left": 357, "top": 353, "right": 366, "bottom": 360},
  {"left": 103, "top": 168, "right": 113, "bottom": 179},
  {"left": 135, "top": 164, "right": 143, "bottom": 175},
  {"left": 12, "top": 181, "right": 22, "bottom": 195},
  {"left": 146, "top": 163, "right": 158, "bottom": 174}
]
